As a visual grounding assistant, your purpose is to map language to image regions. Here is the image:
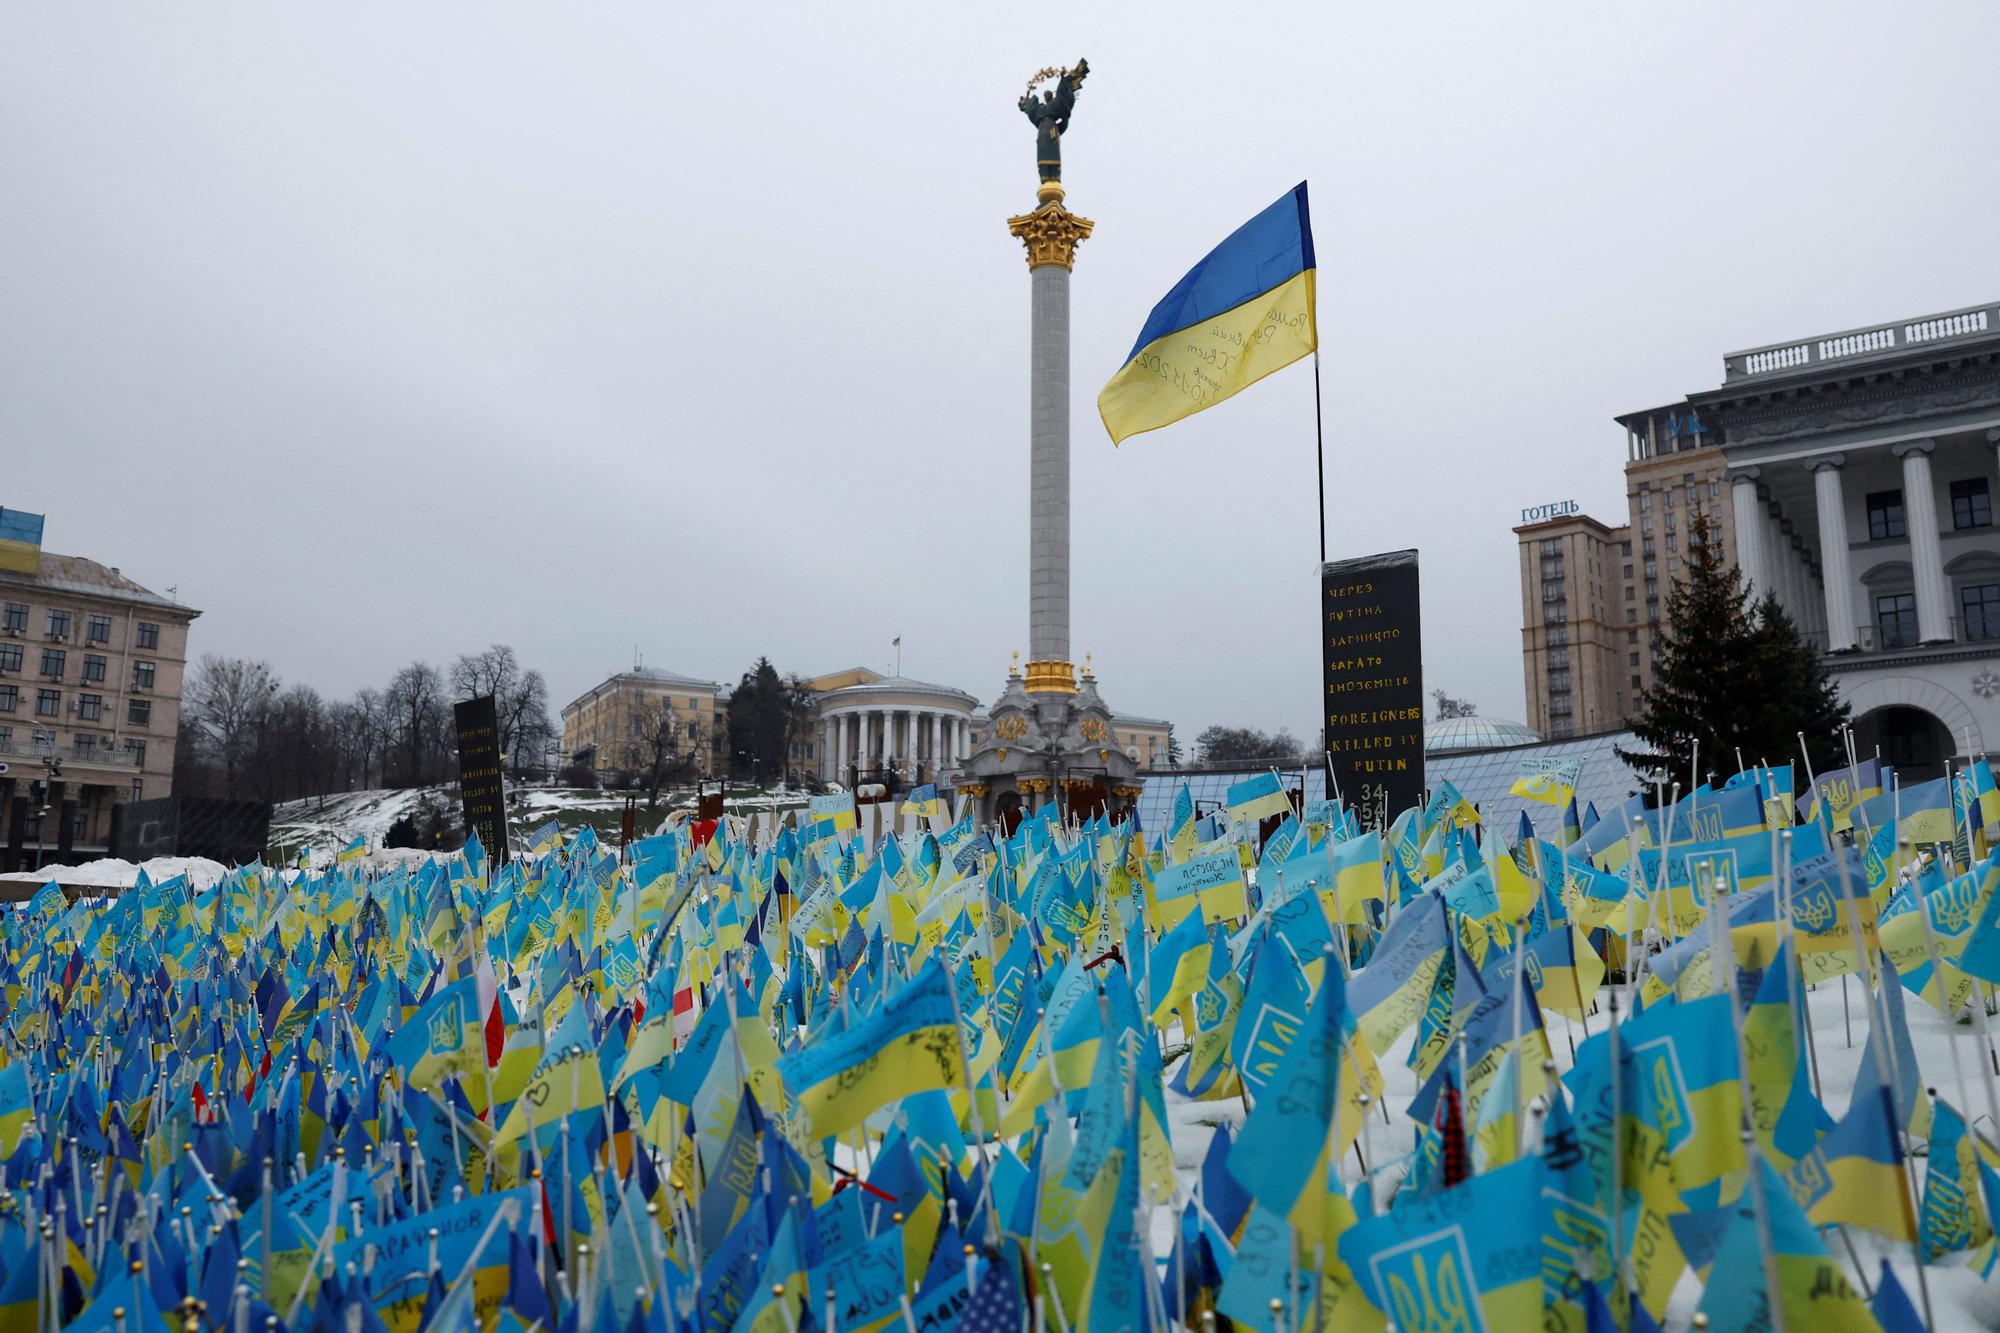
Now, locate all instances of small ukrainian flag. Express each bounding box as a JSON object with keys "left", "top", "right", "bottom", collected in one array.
[
  {"left": 901, "top": 784, "right": 940, "bottom": 819},
  {"left": 336, "top": 836, "right": 367, "bottom": 864},
  {"left": 1098, "top": 184, "right": 1316, "bottom": 445}
]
